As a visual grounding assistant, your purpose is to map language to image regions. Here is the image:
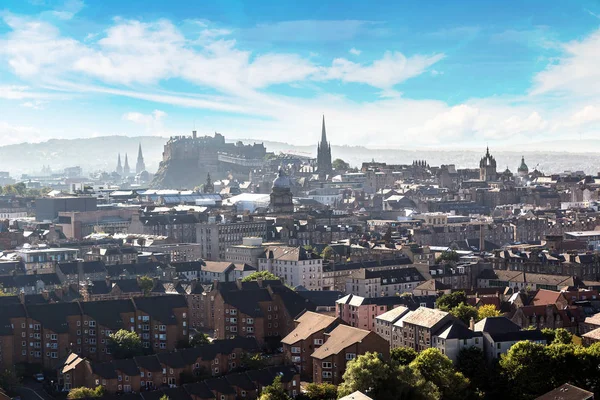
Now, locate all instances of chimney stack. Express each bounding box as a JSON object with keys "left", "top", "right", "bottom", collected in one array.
[{"left": 469, "top": 317, "right": 475, "bottom": 330}]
